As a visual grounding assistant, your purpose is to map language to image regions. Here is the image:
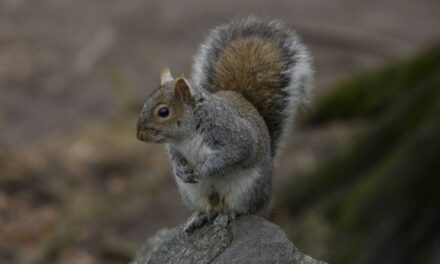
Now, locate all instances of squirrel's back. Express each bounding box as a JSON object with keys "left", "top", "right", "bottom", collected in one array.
[{"left": 191, "top": 17, "right": 313, "bottom": 154}]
